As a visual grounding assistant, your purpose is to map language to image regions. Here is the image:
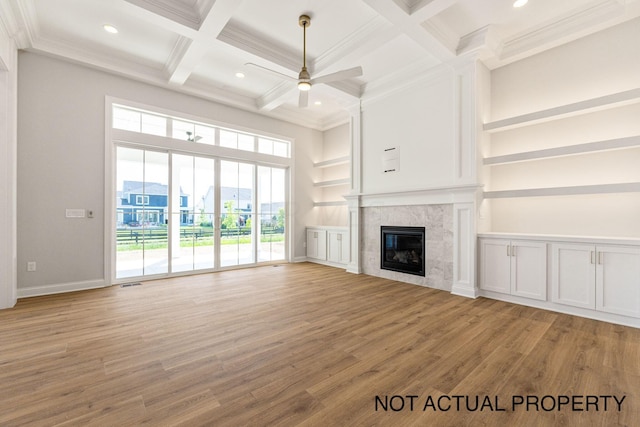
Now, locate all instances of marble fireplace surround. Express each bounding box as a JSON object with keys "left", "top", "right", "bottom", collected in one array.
[
  {"left": 344, "top": 185, "right": 479, "bottom": 298},
  {"left": 364, "top": 205, "right": 453, "bottom": 290}
]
